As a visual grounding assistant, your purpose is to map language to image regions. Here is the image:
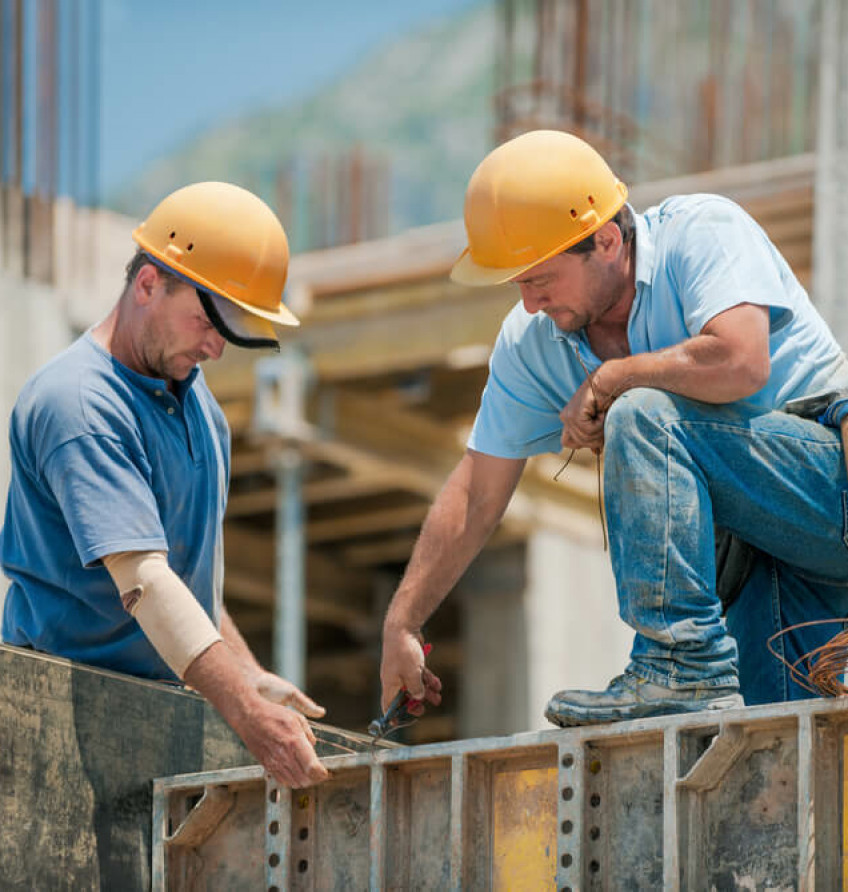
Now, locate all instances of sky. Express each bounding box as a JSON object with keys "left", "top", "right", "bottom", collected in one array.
[{"left": 99, "top": 0, "right": 483, "bottom": 196}]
